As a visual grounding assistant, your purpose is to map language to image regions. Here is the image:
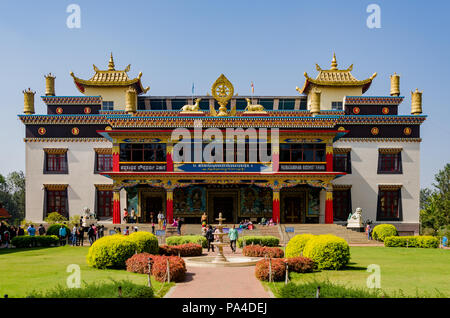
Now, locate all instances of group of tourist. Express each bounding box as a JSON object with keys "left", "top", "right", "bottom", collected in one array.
[
  {"left": 200, "top": 213, "right": 239, "bottom": 254},
  {"left": 69, "top": 223, "right": 105, "bottom": 246},
  {"left": 122, "top": 208, "right": 138, "bottom": 224}
]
